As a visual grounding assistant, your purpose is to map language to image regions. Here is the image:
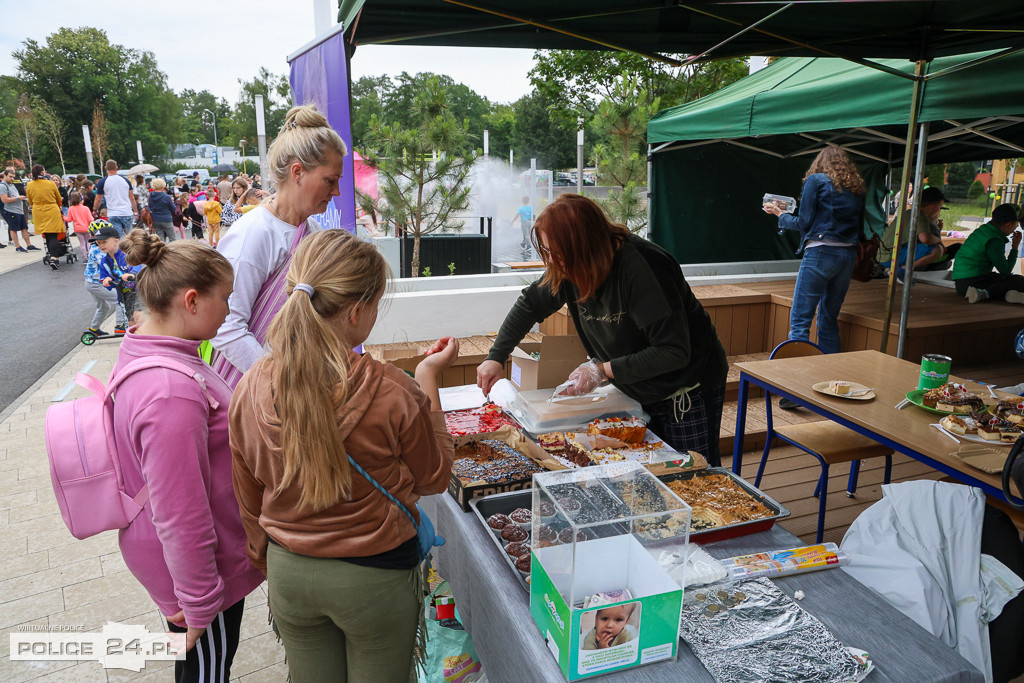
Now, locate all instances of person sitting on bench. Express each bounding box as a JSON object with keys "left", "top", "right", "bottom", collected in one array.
[
  {"left": 953, "top": 203, "right": 1023, "bottom": 304},
  {"left": 886, "top": 186, "right": 961, "bottom": 278}
]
